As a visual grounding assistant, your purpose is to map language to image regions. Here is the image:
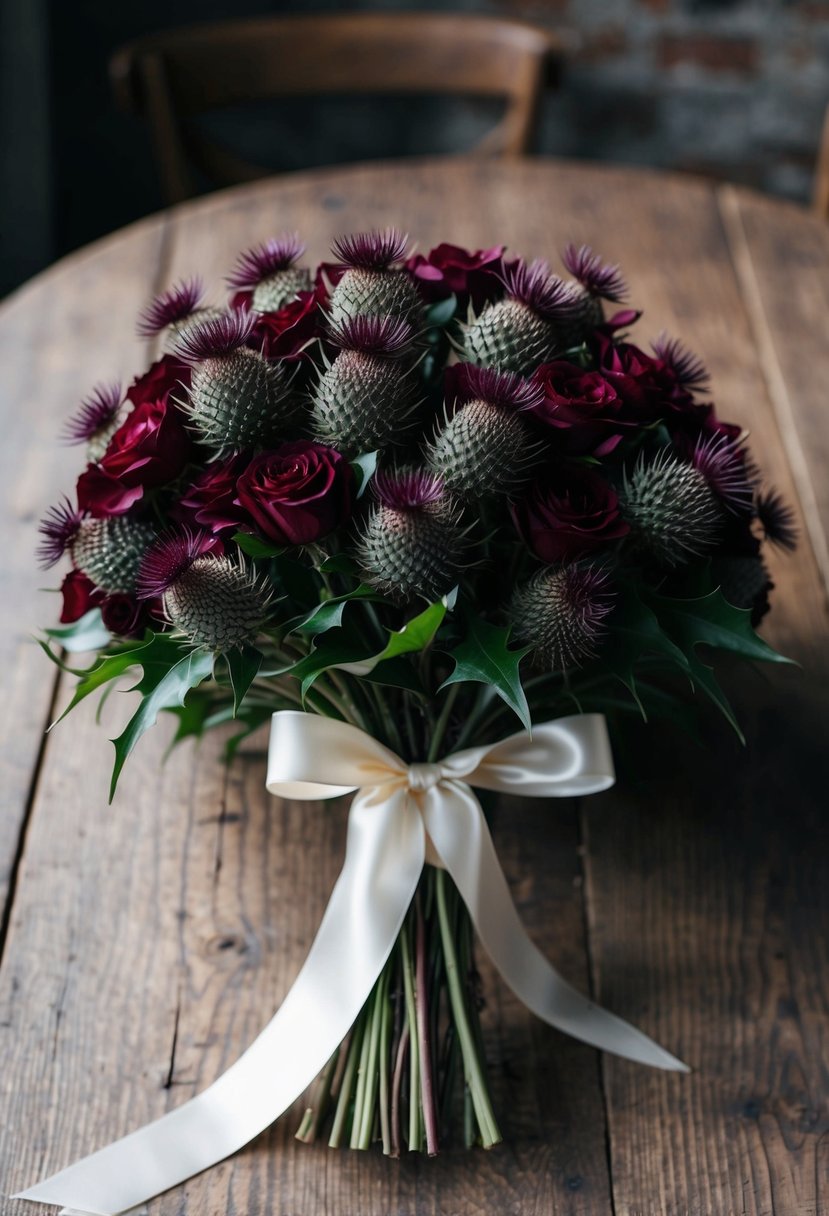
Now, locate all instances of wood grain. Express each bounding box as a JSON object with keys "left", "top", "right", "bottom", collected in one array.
[{"left": 0, "top": 158, "right": 827, "bottom": 1216}]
